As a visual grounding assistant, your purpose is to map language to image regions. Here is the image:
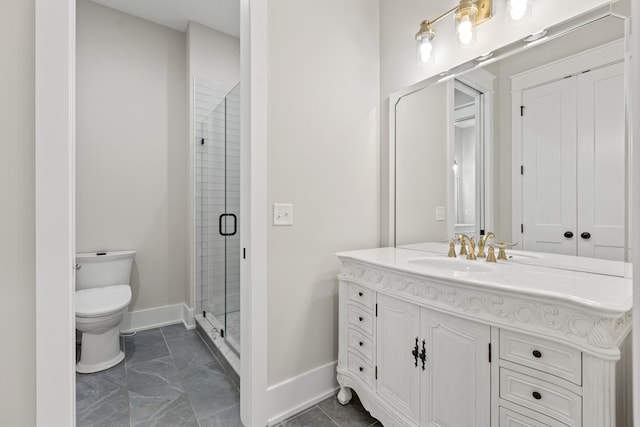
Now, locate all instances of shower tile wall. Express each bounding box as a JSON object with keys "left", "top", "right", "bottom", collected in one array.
[{"left": 195, "top": 78, "right": 241, "bottom": 319}]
